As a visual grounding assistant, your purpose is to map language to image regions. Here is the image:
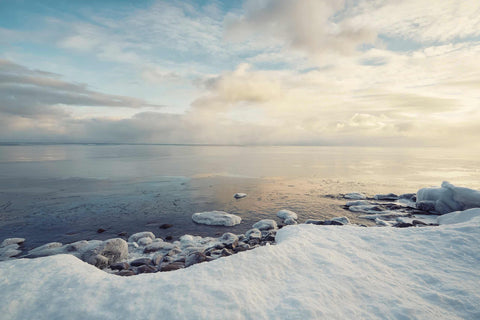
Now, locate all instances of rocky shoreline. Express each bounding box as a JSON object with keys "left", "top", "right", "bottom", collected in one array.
[{"left": 2, "top": 181, "right": 479, "bottom": 276}]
